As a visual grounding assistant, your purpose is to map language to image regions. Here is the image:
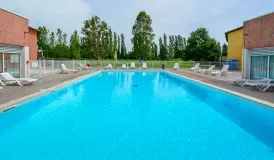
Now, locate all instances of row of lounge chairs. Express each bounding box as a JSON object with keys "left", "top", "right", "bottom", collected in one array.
[
  {"left": 232, "top": 78, "right": 274, "bottom": 92},
  {"left": 189, "top": 63, "right": 230, "bottom": 76},
  {"left": 0, "top": 63, "right": 92, "bottom": 86},
  {"left": 105, "top": 62, "right": 148, "bottom": 69}
]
